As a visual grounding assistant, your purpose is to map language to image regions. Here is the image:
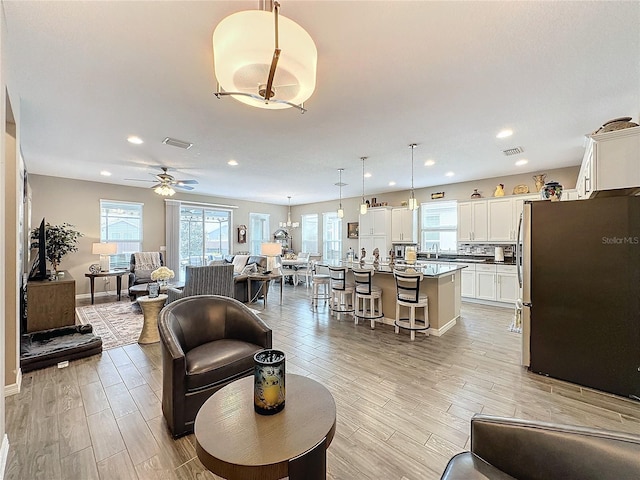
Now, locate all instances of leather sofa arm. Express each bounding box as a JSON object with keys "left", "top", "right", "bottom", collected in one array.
[
  {"left": 470, "top": 414, "right": 640, "bottom": 480},
  {"left": 158, "top": 311, "right": 188, "bottom": 434}
]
